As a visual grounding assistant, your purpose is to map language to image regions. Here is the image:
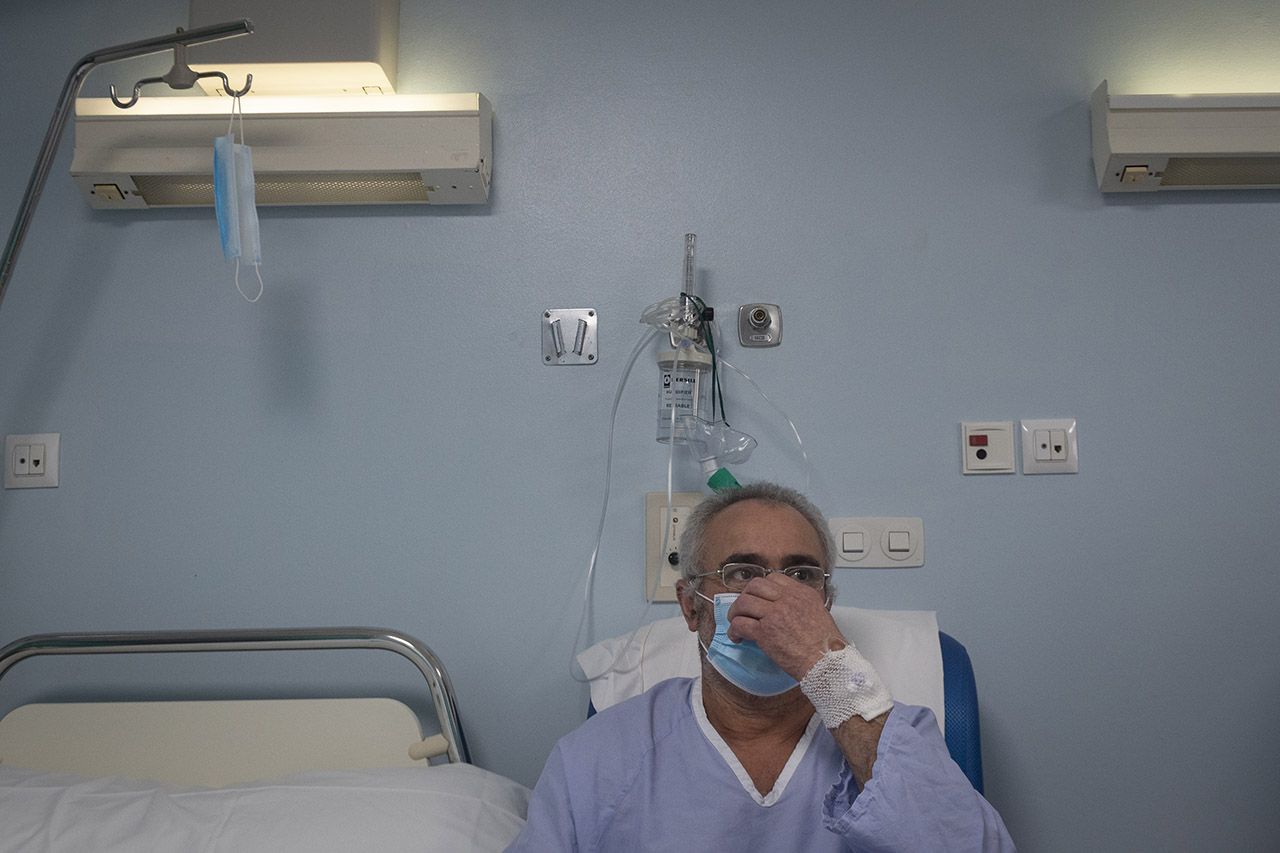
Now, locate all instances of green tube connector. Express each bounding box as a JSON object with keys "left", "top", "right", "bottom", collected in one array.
[{"left": 707, "top": 467, "right": 741, "bottom": 493}]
